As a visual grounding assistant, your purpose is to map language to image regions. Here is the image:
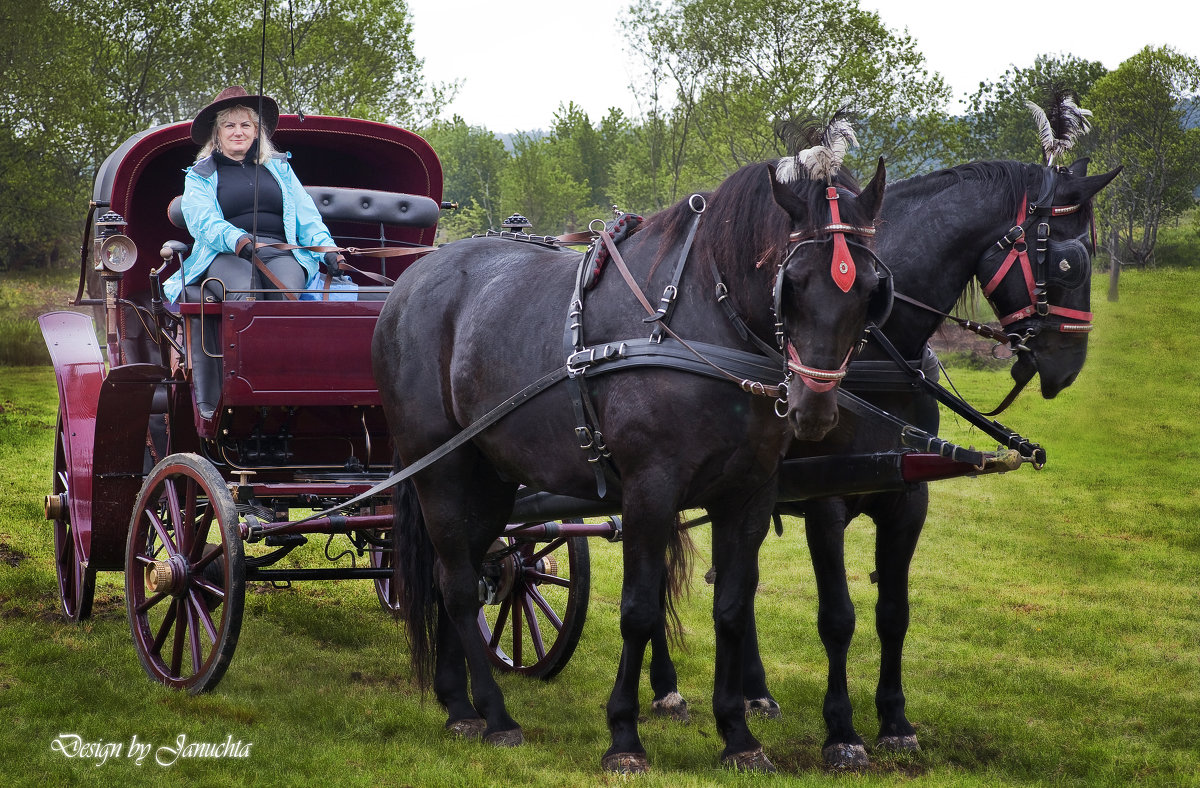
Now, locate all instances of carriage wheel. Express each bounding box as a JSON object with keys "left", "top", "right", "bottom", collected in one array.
[
  {"left": 368, "top": 519, "right": 403, "bottom": 618},
  {"left": 125, "top": 453, "right": 245, "bottom": 693},
  {"left": 476, "top": 530, "right": 590, "bottom": 680},
  {"left": 49, "top": 414, "right": 95, "bottom": 621}
]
